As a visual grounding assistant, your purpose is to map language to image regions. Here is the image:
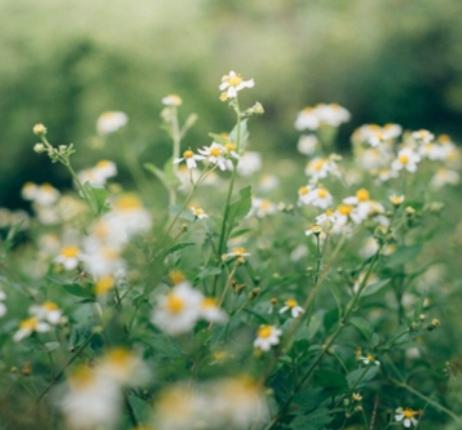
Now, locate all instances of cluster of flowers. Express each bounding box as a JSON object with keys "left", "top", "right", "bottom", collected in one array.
[{"left": 0, "top": 69, "right": 460, "bottom": 430}]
